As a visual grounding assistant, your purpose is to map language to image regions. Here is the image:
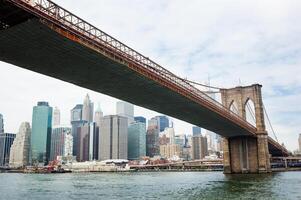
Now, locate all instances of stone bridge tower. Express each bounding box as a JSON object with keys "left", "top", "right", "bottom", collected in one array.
[{"left": 220, "top": 84, "right": 270, "bottom": 173}]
